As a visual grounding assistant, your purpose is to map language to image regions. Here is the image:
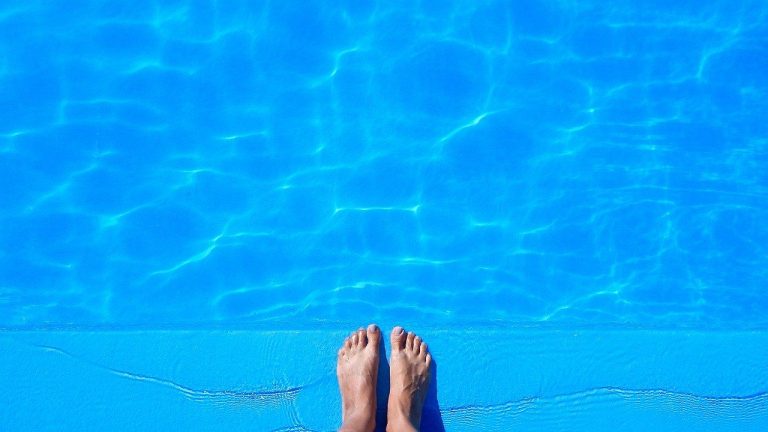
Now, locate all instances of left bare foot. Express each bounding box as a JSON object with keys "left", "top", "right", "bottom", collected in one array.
[{"left": 337, "top": 324, "right": 381, "bottom": 432}]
